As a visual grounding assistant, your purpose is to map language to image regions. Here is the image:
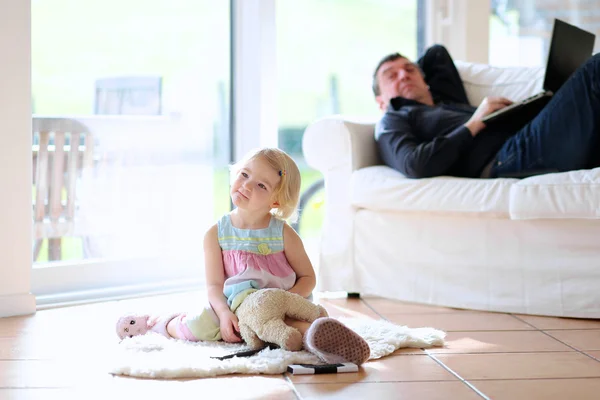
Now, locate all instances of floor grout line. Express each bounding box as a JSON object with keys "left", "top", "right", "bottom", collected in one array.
[
  {"left": 426, "top": 352, "right": 491, "bottom": 400},
  {"left": 508, "top": 313, "right": 543, "bottom": 330},
  {"left": 290, "top": 379, "right": 499, "bottom": 385},
  {"left": 467, "top": 376, "right": 600, "bottom": 381},
  {"left": 358, "top": 297, "right": 387, "bottom": 319},
  {"left": 539, "top": 331, "right": 600, "bottom": 364},
  {"left": 585, "top": 352, "right": 600, "bottom": 362},
  {"left": 363, "top": 297, "right": 491, "bottom": 399},
  {"left": 424, "top": 350, "right": 578, "bottom": 355},
  {"left": 511, "top": 314, "right": 600, "bottom": 364},
  {"left": 284, "top": 374, "right": 304, "bottom": 400}
]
